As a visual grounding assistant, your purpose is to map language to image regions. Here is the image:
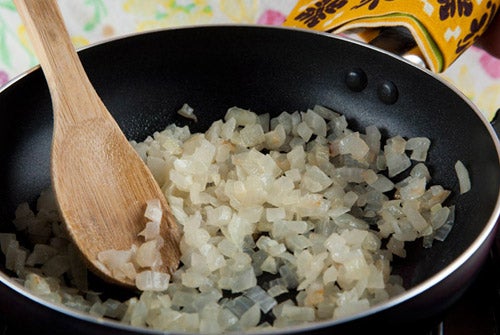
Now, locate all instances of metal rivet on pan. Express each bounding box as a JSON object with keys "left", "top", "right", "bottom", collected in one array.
[
  {"left": 345, "top": 68, "right": 368, "bottom": 92},
  {"left": 377, "top": 80, "right": 399, "bottom": 105}
]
